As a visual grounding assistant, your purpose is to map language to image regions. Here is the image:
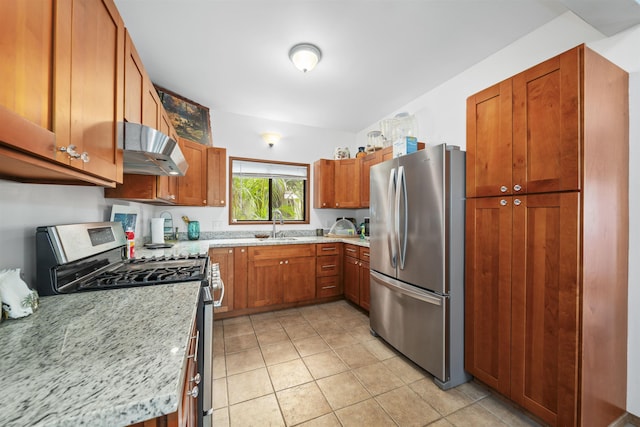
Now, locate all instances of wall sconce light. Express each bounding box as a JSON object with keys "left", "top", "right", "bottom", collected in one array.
[
  {"left": 289, "top": 43, "right": 322, "bottom": 73},
  {"left": 261, "top": 132, "right": 281, "bottom": 147}
]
